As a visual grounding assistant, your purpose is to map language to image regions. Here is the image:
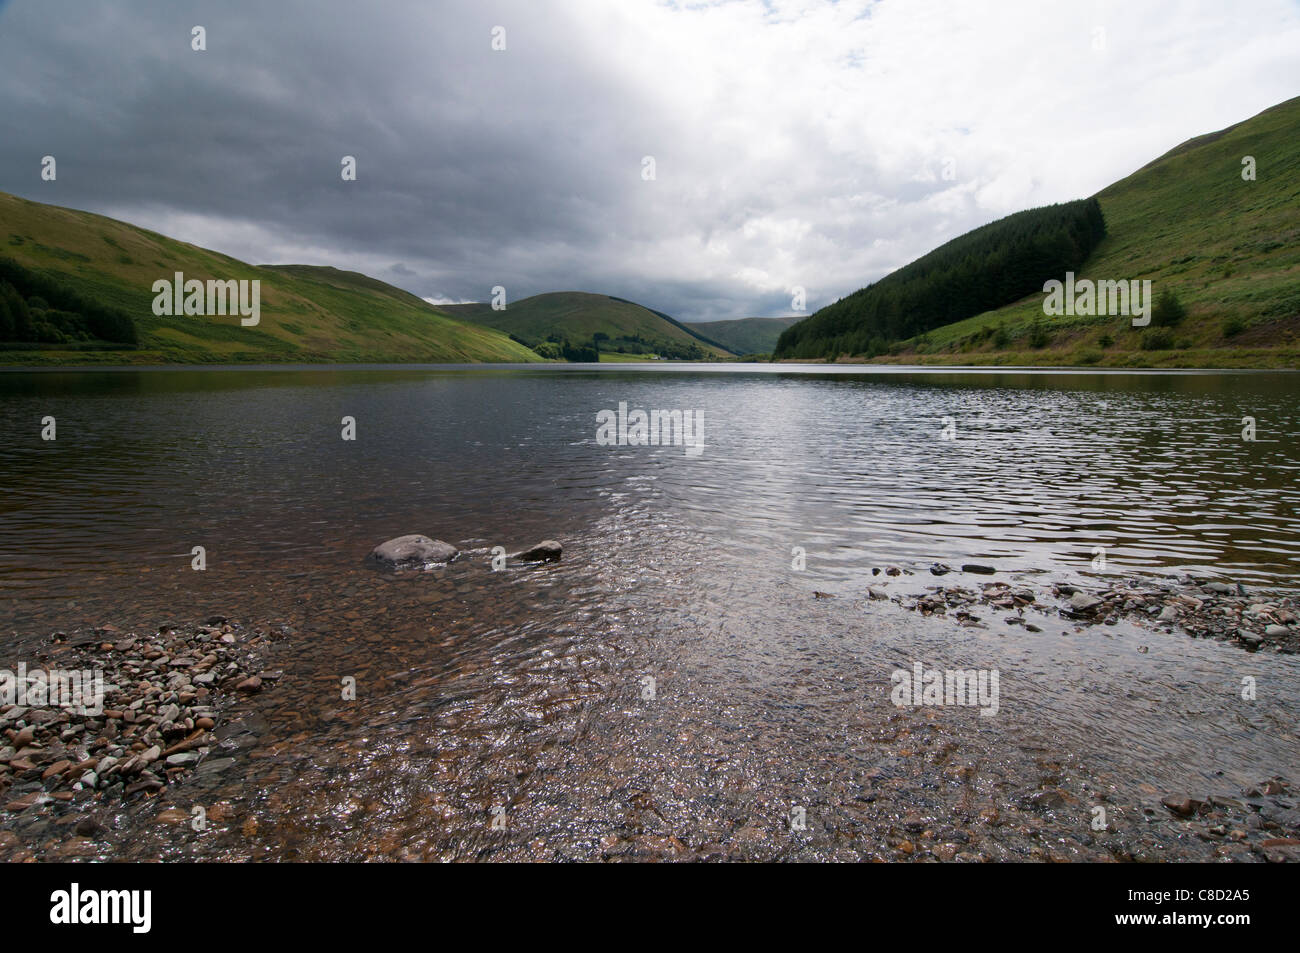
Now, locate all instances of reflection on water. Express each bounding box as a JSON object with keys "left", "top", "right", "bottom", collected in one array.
[
  {"left": 2, "top": 365, "right": 1297, "bottom": 599},
  {"left": 0, "top": 364, "right": 1297, "bottom": 860}
]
